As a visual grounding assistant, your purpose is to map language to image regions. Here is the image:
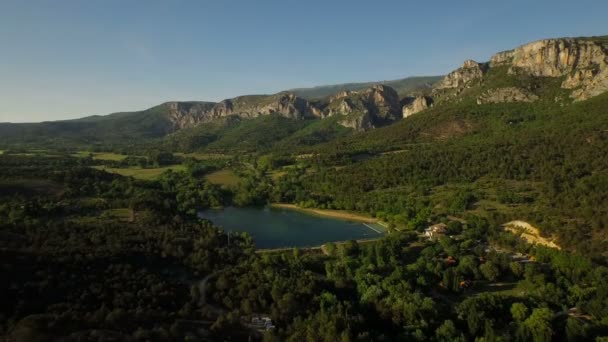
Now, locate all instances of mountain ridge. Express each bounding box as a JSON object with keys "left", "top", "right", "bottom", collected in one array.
[
  {"left": 1, "top": 34, "right": 607, "bottom": 149},
  {"left": 287, "top": 75, "right": 442, "bottom": 99}
]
